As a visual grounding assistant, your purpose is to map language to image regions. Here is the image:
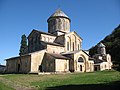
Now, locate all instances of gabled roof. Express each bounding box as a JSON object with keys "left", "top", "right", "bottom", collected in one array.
[
  {"left": 5, "top": 54, "right": 30, "bottom": 61},
  {"left": 94, "top": 59, "right": 105, "bottom": 64},
  {"left": 66, "top": 31, "right": 83, "bottom": 40},
  {"left": 47, "top": 8, "right": 71, "bottom": 22},
  {"left": 97, "top": 43, "right": 105, "bottom": 48},
  {"left": 28, "top": 29, "right": 56, "bottom": 38},
  {"left": 0, "top": 65, "right": 6, "bottom": 67},
  {"left": 41, "top": 41, "right": 64, "bottom": 47},
  {"left": 62, "top": 50, "right": 89, "bottom": 56},
  {"left": 47, "top": 53, "right": 70, "bottom": 60},
  {"left": 5, "top": 50, "right": 46, "bottom": 61}
]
